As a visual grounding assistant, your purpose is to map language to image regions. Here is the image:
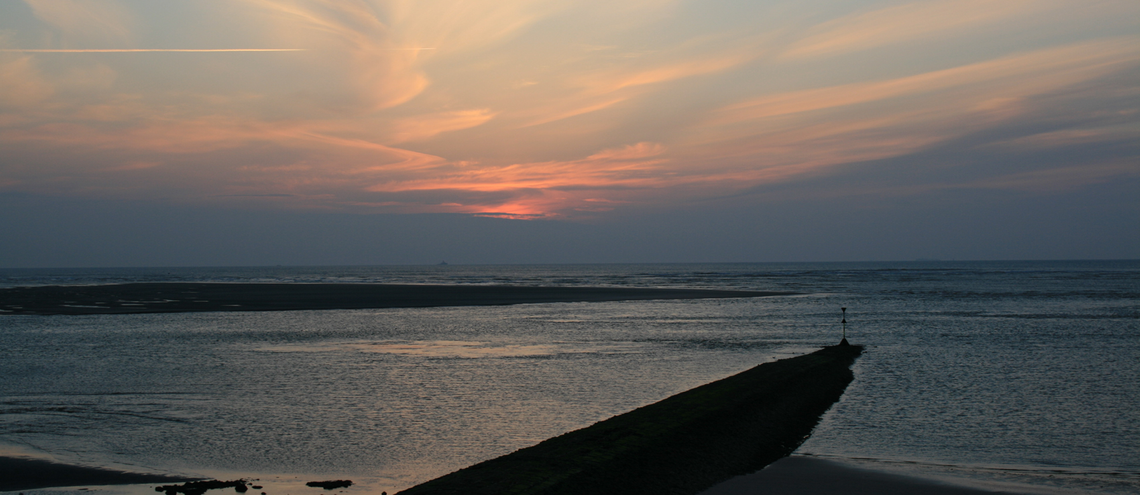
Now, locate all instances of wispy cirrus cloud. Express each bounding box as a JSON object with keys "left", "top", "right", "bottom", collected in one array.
[
  {"left": 23, "top": 0, "right": 134, "bottom": 44},
  {"left": 676, "top": 36, "right": 1140, "bottom": 189},
  {"left": 779, "top": 0, "right": 1042, "bottom": 60},
  {"left": 380, "top": 109, "right": 498, "bottom": 144},
  {"left": 243, "top": 0, "right": 432, "bottom": 111},
  {"left": 361, "top": 142, "right": 670, "bottom": 218},
  {"left": 510, "top": 33, "right": 773, "bottom": 129},
  {"left": 0, "top": 0, "right": 1137, "bottom": 223},
  {"left": 716, "top": 38, "right": 1140, "bottom": 127}
]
